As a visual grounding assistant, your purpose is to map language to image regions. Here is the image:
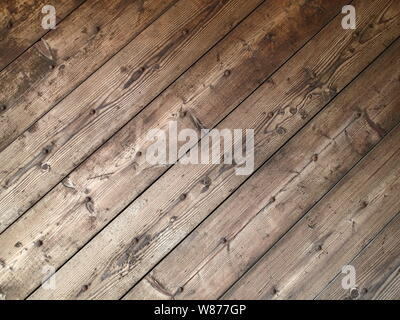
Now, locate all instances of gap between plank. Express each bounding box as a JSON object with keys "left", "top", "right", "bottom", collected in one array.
[
  {"left": 22, "top": 0, "right": 336, "bottom": 299},
  {"left": 124, "top": 35, "right": 400, "bottom": 301},
  {"left": 0, "top": 0, "right": 88, "bottom": 74},
  {"left": 218, "top": 102, "right": 400, "bottom": 299},
  {"left": 313, "top": 210, "right": 400, "bottom": 300},
  {"left": 0, "top": 0, "right": 259, "bottom": 236},
  {"left": 15, "top": 0, "right": 270, "bottom": 298},
  {"left": 0, "top": 0, "right": 180, "bottom": 153},
  {"left": 22, "top": 0, "right": 353, "bottom": 299}
]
